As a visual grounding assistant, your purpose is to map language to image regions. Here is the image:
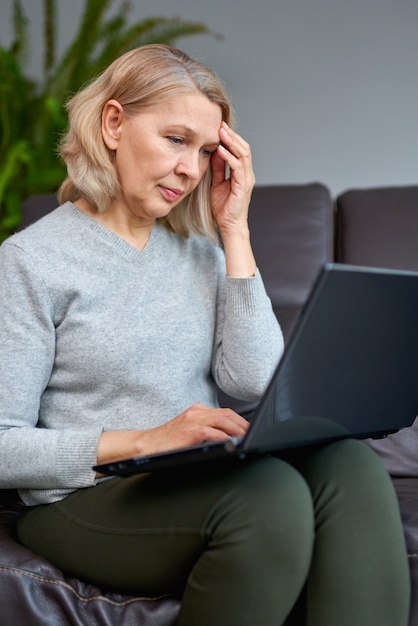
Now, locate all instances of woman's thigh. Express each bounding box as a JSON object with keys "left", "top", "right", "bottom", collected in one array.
[{"left": 17, "top": 456, "right": 315, "bottom": 599}]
